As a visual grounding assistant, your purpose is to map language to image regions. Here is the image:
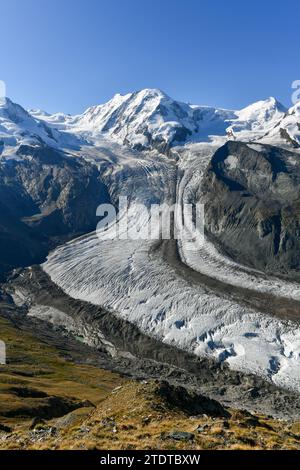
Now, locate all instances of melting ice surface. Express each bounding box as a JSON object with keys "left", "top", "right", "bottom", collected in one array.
[{"left": 43, "top": 142, "right": 300, "bottom": 392}]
